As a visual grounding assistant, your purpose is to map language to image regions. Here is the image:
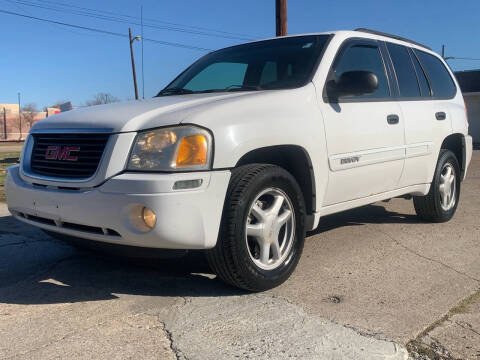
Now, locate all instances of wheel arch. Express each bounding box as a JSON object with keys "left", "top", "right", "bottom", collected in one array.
[
  {"left": 235, "top": 145, "right": 316, "bottom": 218},
  {"left": 440, "top": 133, "right": 466, "bottom": 180}
]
